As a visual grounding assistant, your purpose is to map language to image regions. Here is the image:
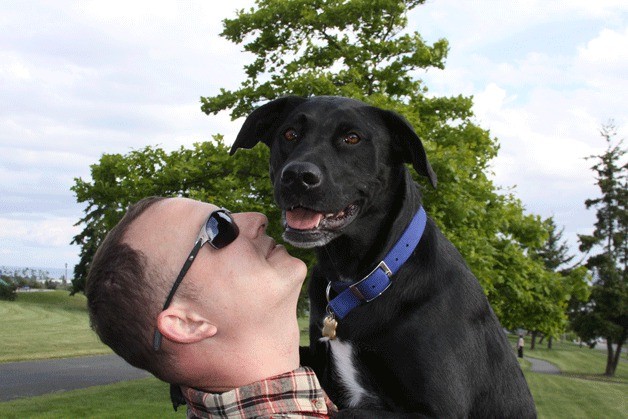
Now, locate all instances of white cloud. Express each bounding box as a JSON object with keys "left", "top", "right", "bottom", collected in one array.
[
  {"left": 578, "top": 27, "right": 628, "bottom": 65},
  {"left": 410, "top": 4, "right": 627, "bottom": 258},
  {"left": 0, "top": 53, "right": 32, "bottom": 82},
  {"left": 0, "top": 216, "right": 80, "bottom": 248}
]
